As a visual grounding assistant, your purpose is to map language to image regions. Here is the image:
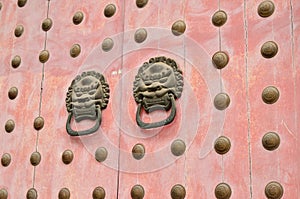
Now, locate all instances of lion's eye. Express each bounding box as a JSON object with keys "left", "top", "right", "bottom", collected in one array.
[
  {"left": 144, "top": 81, "right": 152, "bottom": 86},
  {"left": 89, "top": 90, "right": 96, "bottom": 95},
  {"left": 76, "top": 92, "right": 82, "bottom": 97},
  {"left": 74, "top": 87, "right": 80, "bottom": 92},
  {"left": 159, "top": 77, "right": 168, "bottom": 83}
]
